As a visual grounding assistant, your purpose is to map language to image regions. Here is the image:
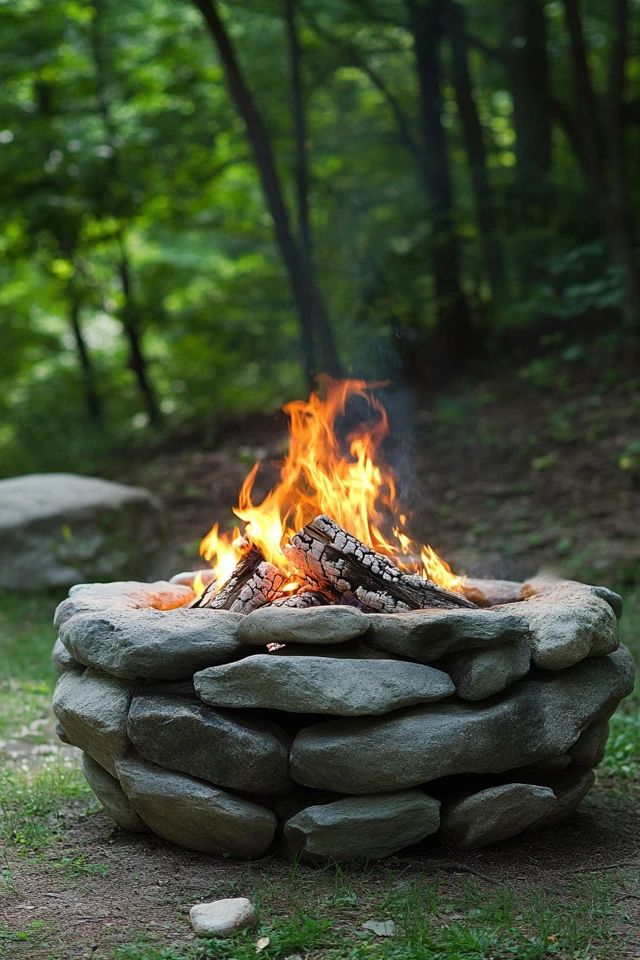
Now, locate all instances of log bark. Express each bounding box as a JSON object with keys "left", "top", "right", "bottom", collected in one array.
[
  {"left": 190, "top": 547, "right": 286, "bottom": 613},
  {"left": 285, "top": 515, "right": 476, "bottom": 612},
  {"left": 271, "top": 590, "right": 328, "bottom": 609}
]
